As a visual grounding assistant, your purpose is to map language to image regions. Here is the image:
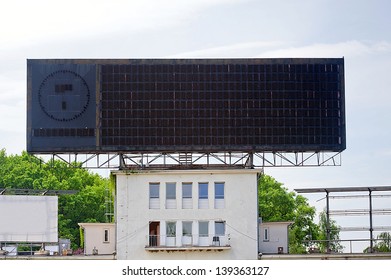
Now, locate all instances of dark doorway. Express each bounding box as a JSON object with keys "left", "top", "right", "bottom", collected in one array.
[{"left": 149, "top": 221, "right": 160, "bottom": 247}]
